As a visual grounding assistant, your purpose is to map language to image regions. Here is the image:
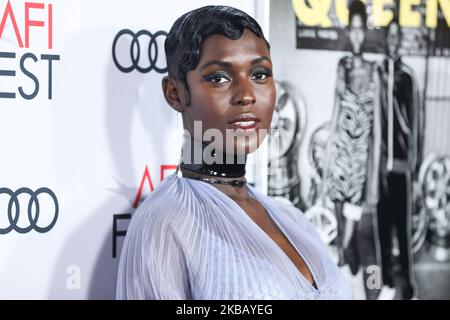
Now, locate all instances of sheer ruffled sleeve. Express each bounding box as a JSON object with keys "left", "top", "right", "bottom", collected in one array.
[{"left": 116, "top": 197, "right": 190, "bottom": 300}]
